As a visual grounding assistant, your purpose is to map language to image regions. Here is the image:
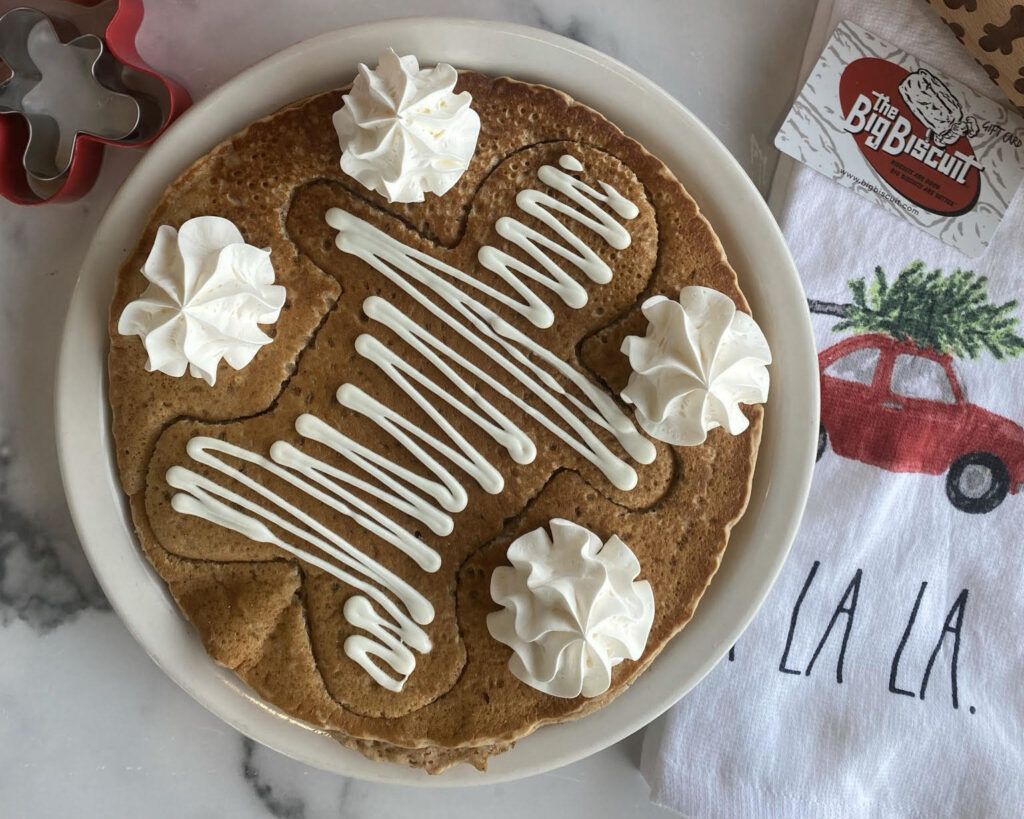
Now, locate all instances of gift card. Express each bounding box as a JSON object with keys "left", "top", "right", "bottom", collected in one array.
[{"left": 776, "top": 20, "right": 1024, "bottom": 256}]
